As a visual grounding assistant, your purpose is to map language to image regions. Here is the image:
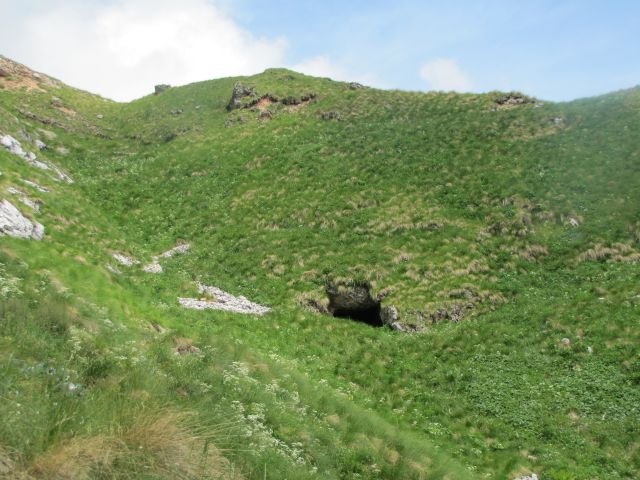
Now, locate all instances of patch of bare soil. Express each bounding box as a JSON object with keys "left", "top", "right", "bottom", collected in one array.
[
  {"left": 254, "top": 96, "right": 275, "bottom": 109},
  {"left": 0, "top": 55, "right": 58, "bottom": 92}
]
